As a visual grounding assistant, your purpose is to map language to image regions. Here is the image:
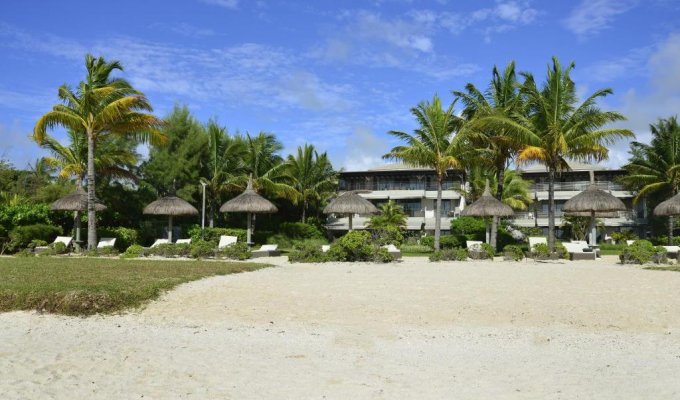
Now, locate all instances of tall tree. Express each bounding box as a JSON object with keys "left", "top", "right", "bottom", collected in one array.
[
  {"left": 454, "top": 61, "right": 528, "bottom": 250},
  {"left": 285, "top": 144, "right": 337, "bottom": 222},
  {"left": 241, "top": 131, "right": 297, "bottom": 201},
  {"left": 34, "top": 54, "right": 164, "bottom": 249},
  {"left": 366, "top": 200, "right": 407, "bottom": 230},
  {"left": 384, "top": 94, "right": 464, "bottom": 250},
  {"left": 515, "top": 57, "right": 633, "bottom": 251},
  {"left": 620, "top": 116, "right": 680, "bottom": 243},
  {"left": 468, "top": 167, "right": 533, "bottom": 211}
]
